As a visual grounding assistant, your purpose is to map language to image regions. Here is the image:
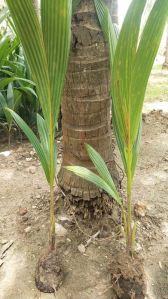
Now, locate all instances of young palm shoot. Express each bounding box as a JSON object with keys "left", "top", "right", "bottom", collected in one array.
[
  {"left": 66, "top": 0, "right": 168, "bottom": 254},
  {"left": 6, "top": 0, "right": 72, "bottom": 251}
]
